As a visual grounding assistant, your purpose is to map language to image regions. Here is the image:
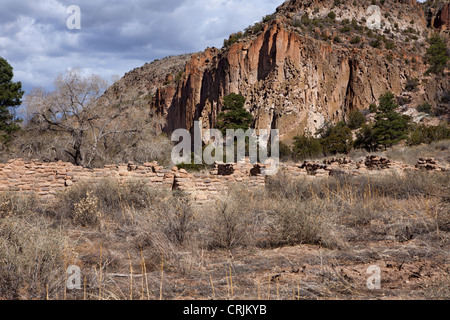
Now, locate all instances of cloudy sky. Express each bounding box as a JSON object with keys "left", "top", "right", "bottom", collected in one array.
[{"left": 0, "top": 0, "right": 285, "bottom": 94}]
